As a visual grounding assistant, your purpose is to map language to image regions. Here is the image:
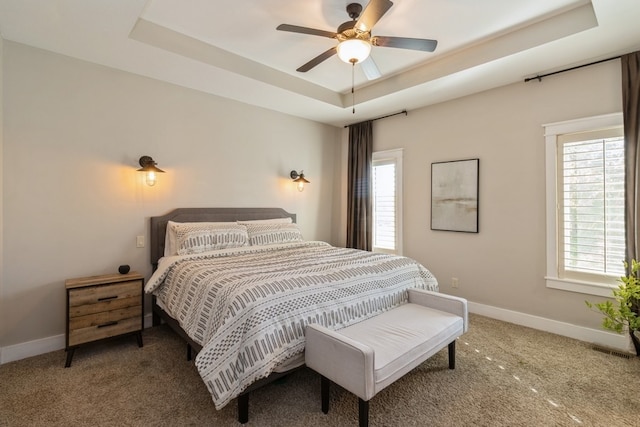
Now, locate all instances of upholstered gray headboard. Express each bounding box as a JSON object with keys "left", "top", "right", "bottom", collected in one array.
[{"left": 149, "top": 207, "right": 296, "bottom": 268}]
